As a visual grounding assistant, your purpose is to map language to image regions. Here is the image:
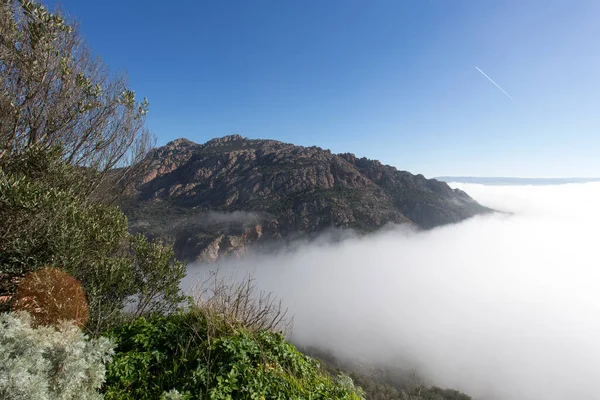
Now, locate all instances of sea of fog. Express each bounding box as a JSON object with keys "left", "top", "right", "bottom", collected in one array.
[{"left": 184, "top": 182, "right": 600, "bottom": 400}]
